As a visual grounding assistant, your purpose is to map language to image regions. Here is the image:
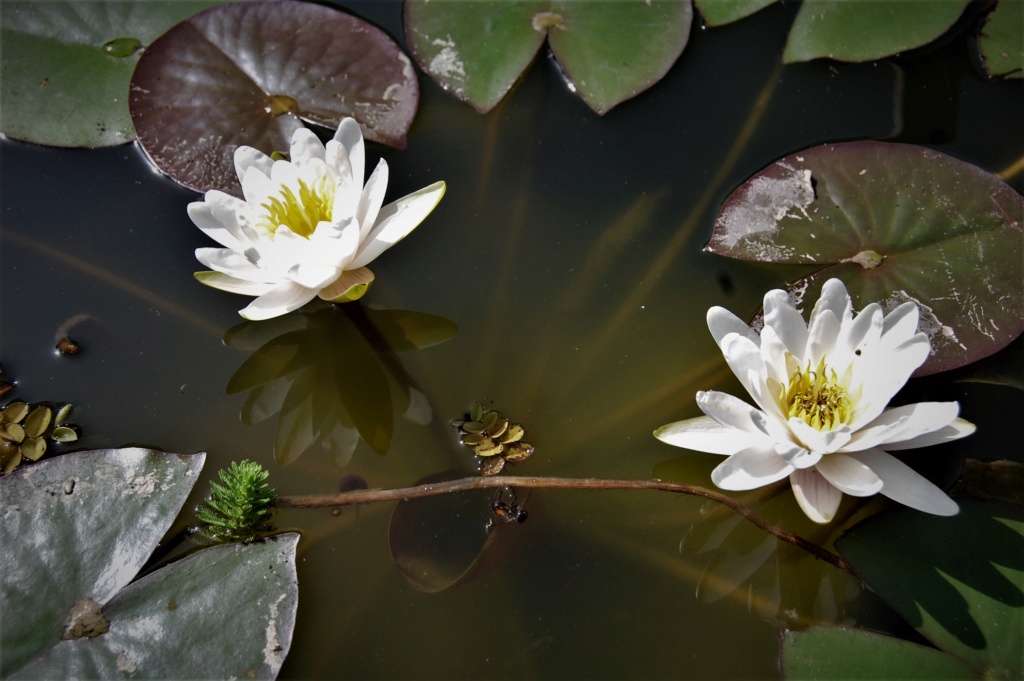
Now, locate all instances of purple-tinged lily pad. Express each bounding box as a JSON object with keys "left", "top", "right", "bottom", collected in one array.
[
  {"left": 694, "top": 0, "right": 777, "bottom": 27},
  {"left": 783, "top": 0, "right": 970, "bottom": 64},
  {"left": 978, "top": 0, "right": 1024, "bottom": 79},
  {"left": 707, "top": 141, "right": 1024, "bottom": 375},
  {"left": 130, "top": 0, "right": 418, "bottom": 195},
  {"left": 404, "top": 0, "right": 691, "bottom": 115}
]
